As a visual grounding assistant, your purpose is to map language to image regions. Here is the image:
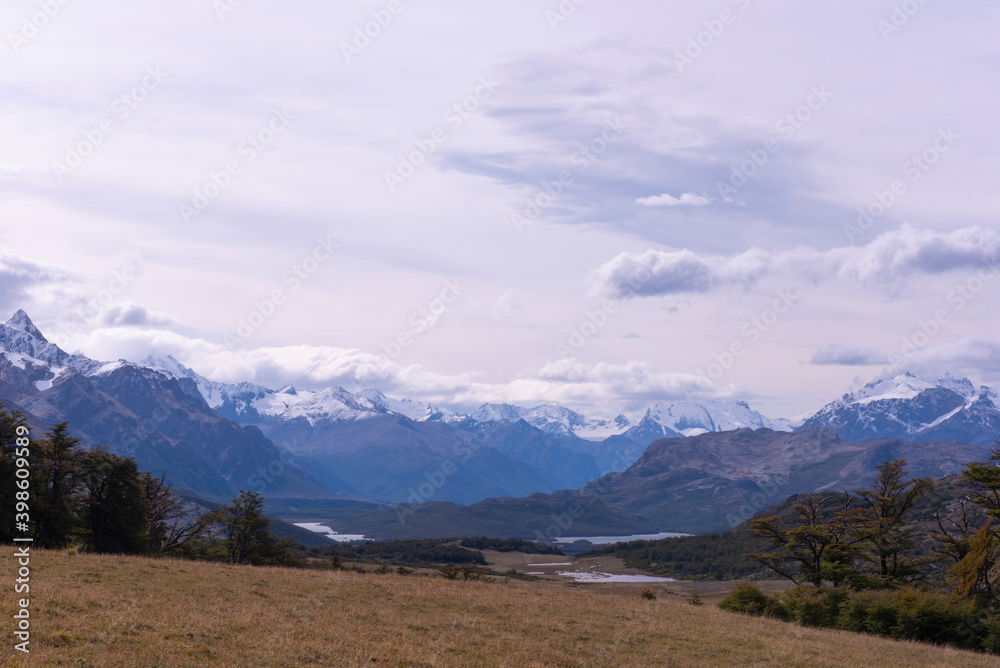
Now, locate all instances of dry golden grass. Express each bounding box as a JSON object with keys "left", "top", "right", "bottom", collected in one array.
[{"left": 2, "top": 549, "right": 998, "bottom": 667}]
